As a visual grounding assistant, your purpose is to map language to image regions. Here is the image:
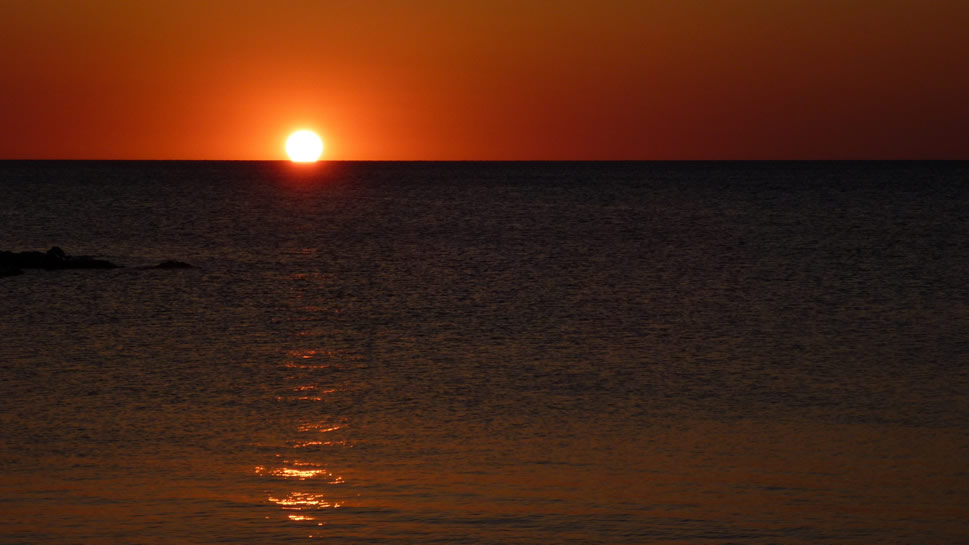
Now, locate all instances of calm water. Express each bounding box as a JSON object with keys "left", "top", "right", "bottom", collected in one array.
[{"left": 1, "top": 161, "right": 968, "bottom": 544}]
